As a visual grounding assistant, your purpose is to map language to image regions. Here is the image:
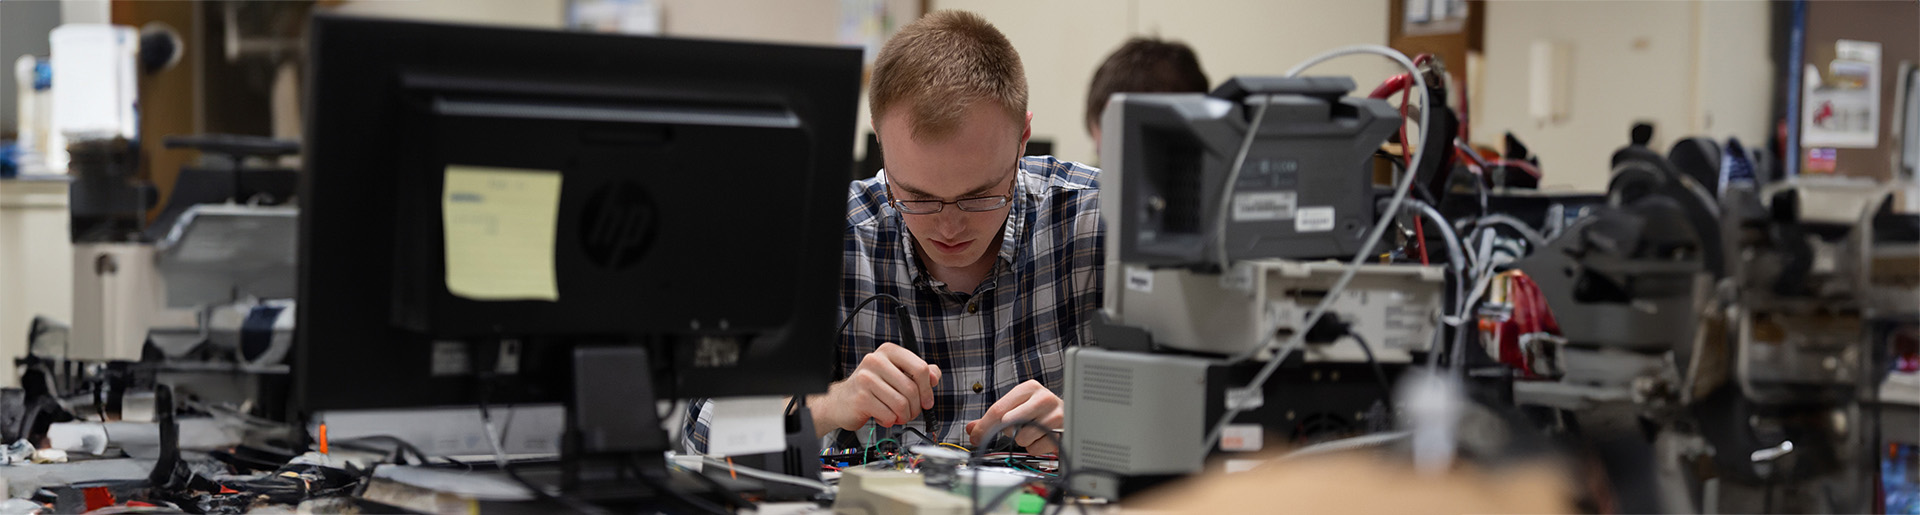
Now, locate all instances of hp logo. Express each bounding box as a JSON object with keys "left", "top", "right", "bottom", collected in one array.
[{"left": 579, "top": 180, "right": 659, "bottom": 269}]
